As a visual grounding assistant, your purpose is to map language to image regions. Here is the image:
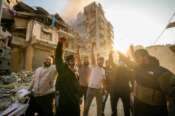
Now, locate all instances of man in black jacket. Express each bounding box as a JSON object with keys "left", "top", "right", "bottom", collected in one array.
[
  {"left": 55, "top": 37, "right": 81, "bottom": 116},
  {"left": 119, "top": 48, "right": 175, "bottom": 116},
  {"left": 108, "top": 52, "right": 132, "bottom": 116}
]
